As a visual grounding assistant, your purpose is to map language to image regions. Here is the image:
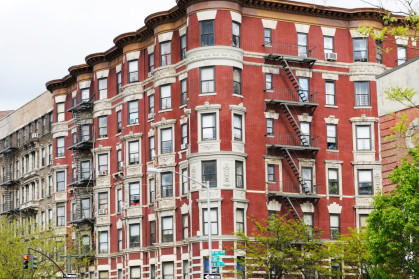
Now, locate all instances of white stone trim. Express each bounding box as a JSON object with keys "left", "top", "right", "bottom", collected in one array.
[
  {"left": 395, "top": 36, "right": 408, "bottom": 46},
  {"left": 96, "top": 69, "right": 109, "bottom": 79},
  {"left": 262, "top": 66, "right": 280, "bottom": 74},
  {"left": 295, "top": 23, "right": 310, "bottom": 33},
  {"left": 158, "top": 32, "right": 173, "bottom": 43},
  {"left": 54, "top": 95, "right": 66, "bottom": 103},
  {"left": 350, "top": 29, "right": 368, "bottom": 38},
  {"left": 321, "top": 27, "right": 336, "bottom": 37},
  {"left": 267, "top": 200, "right": 281, "bottom": 211},
  {"left": 179, "top": 26, "right": 187, "bottom": 37},
  {"left": 264, "top": 111, "right": 279, "bottom": 120},
  {"left": 116, "top": 64, "right": 122, "bottom": 73},
  {"left": 301, "top": 201, "right": 314, "bottom": 213},
  {"left": 296, "top": 70, "right": 312, "bottom": 78},
  {"left": 230, "top": 11, "right": 242, "bottom": 24},
  {"left": 327, "top": 202, "right": 342, "bottom": 214},
  {"left": 71, "top": 90, "right": 77, "bottom": 98},
  {"left": 262, "top": 19, "right": 277, "bottom": 29},
  {"left": 325, "top": 160, "right": 343, "bottom": 200},
  {"left": 79, "top": 80, "right": 91, "bottom": 89},
  {"left": 178, "top": 72, "right": 188, "bottom": 81},
  {"left": 126, "top": 51, "right": 141, "bottom": 61},
  {"left": 197, "top": 10, "right": 217, "bottom": 21},
  {"left": 148, "top": 44, "right": 155, "bottom": 54},
  {"left": 322, "top": 73, "right": 339, "bottom": 80},
  {"left": 298, "top": 113, "right": 312, "bottom": 122},
  {"left": 186, "top": 46, "right": 244, "bottom": 71},
  {"left": 324, "top": 115, "right": 339, "bottom": 125}
]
